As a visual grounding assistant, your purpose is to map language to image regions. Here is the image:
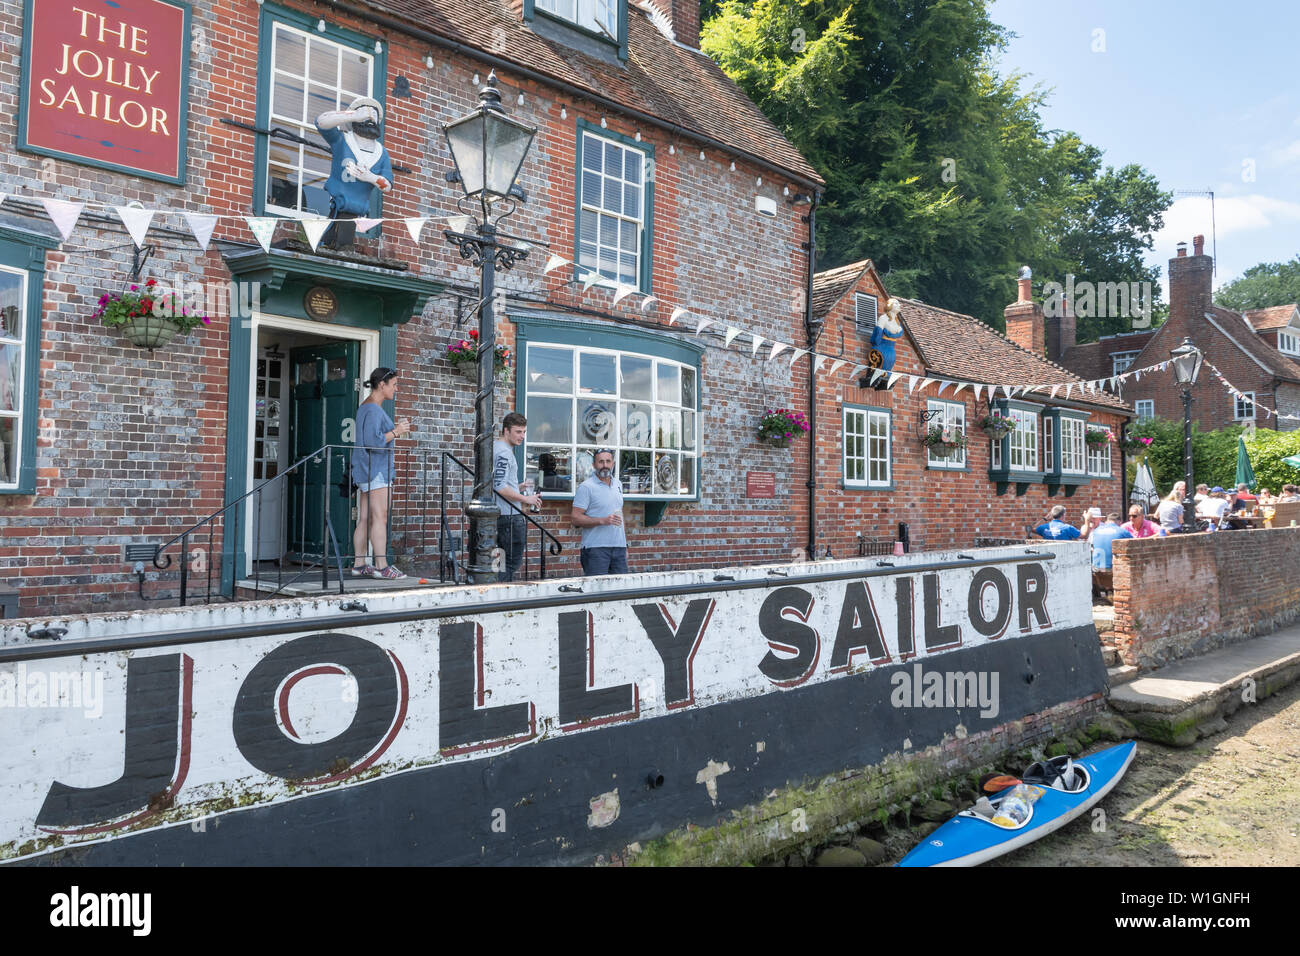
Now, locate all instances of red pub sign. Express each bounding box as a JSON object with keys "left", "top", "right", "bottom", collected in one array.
[{"left": 18, "top": 0, "right": 191, "bottom": 184}]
